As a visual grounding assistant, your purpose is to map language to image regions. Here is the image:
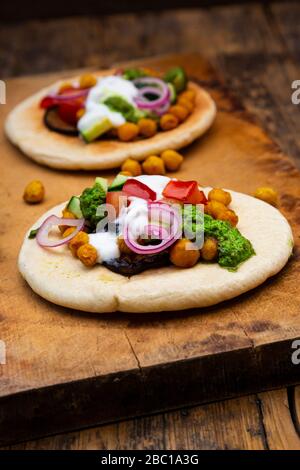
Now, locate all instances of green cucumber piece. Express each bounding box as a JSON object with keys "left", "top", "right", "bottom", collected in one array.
[
  {"left": 108, "top": 173, "right": 128, "bottom": 191},
  {"left": 81, "top": 117, "right": 112, "bottom": 143},
  {"left": 168, "top": 83, "right": 177, "bottom": 104},
  {"left": 67, "top": 196, "right": 83, "bottom": 218}
]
